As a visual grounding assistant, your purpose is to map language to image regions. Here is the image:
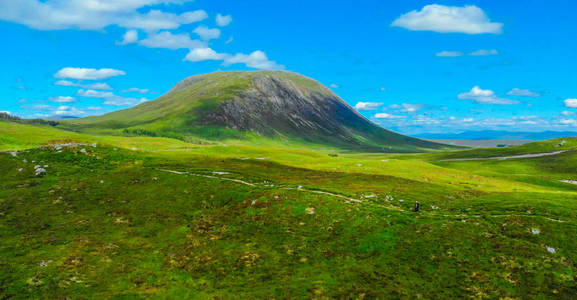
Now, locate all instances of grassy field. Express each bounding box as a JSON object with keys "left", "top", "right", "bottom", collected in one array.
[{"left": 1, "top": 121, "right": 577, "bottom": 298}]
